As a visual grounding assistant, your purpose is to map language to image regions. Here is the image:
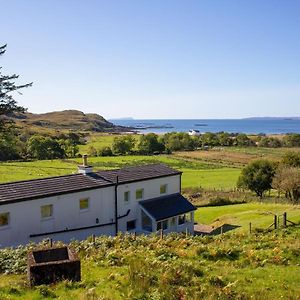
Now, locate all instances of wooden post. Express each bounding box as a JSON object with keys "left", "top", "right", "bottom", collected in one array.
[
  {"left": 185, "top": 227, "right": 188, "bottom": 237},
  {"left": 283, "top": 212, "right": 287, "bottom": 227},
  {"left": 134, "top": 231, "right": 137, "bottom": 239},
  {"left": 220, "top": 225, "right": 223, "bottom": 235},
  {"left": 49, "top": 238, "right": 53, "bottom": 247},
  {"left": 249, "top": 222, "right": 252, "bottom": 234},
  {"left": 160, "top": 229, "right": 163, "bottom": 239},
  {"left": 274, "top": 215, "right": 277, "bottom": 229},
  {"left": 92, "top": 234, "right": 95, "bottom": 243}
]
